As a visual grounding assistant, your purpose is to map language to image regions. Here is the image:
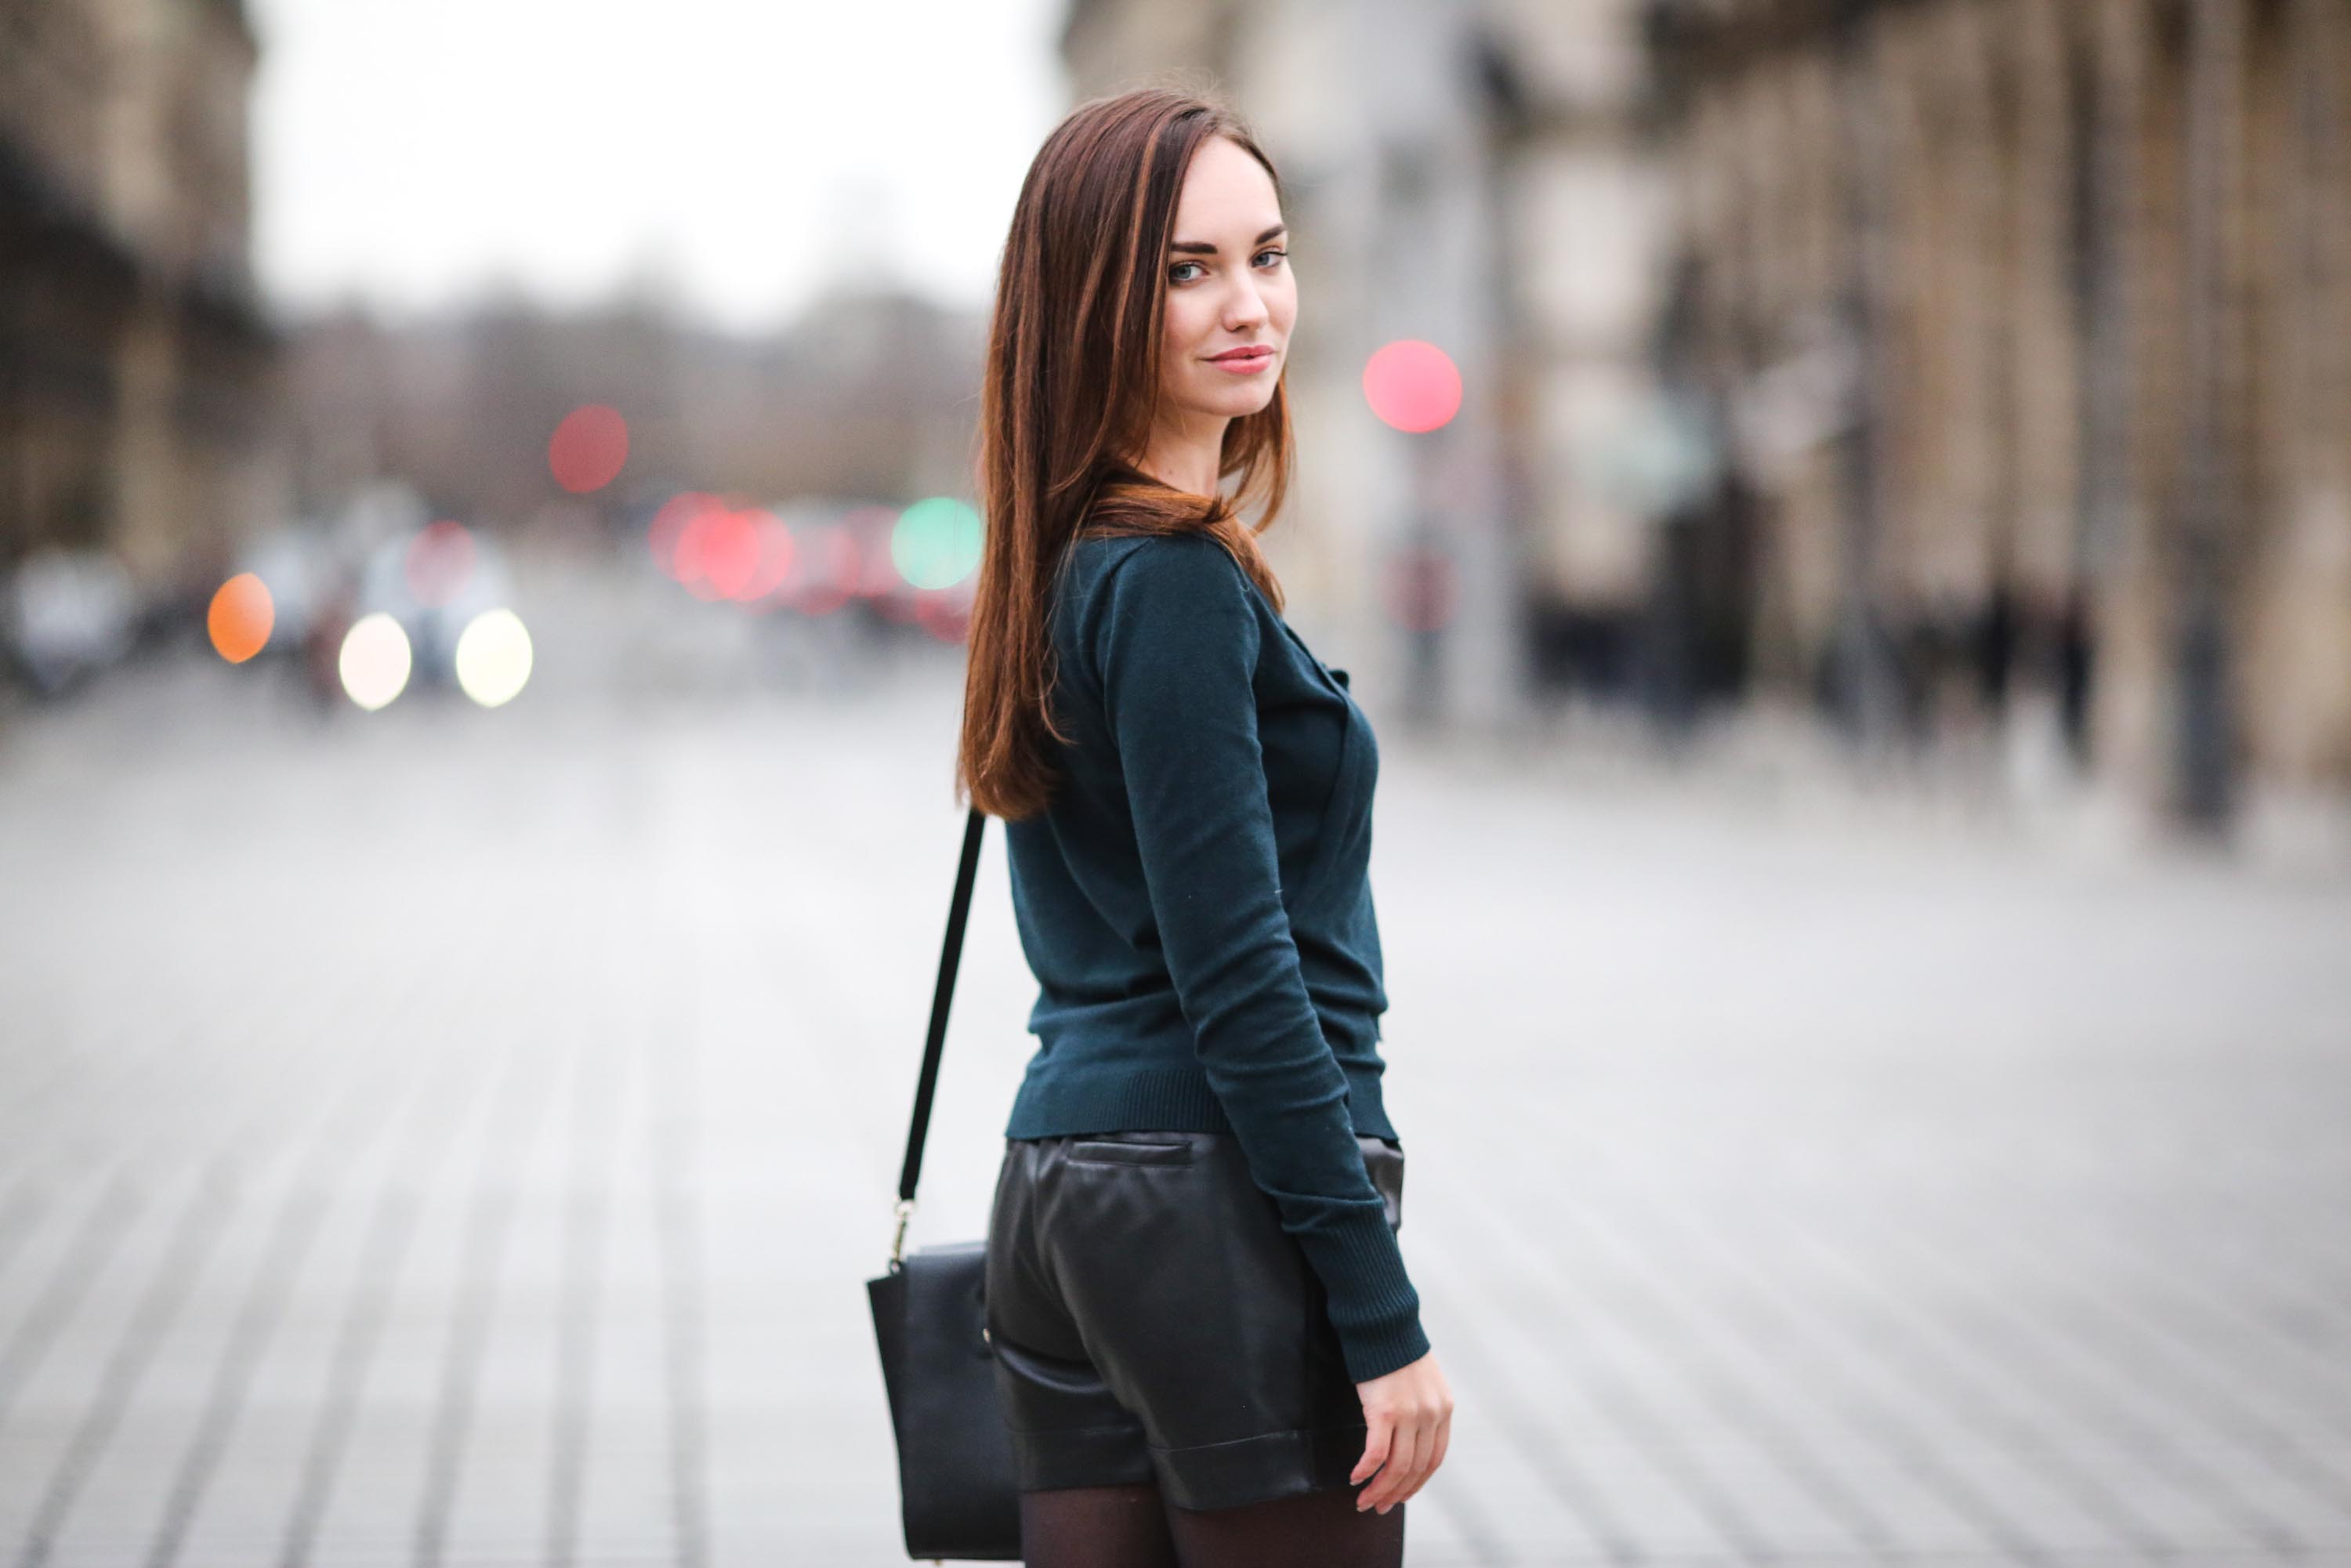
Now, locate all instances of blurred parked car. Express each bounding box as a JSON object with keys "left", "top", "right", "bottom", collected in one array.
[
  {"left": 3, "top": 546, "right": 135, "bottom": 697},
  {"left": 355, "top": 520, "right": 518, "bottom": 693}
]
